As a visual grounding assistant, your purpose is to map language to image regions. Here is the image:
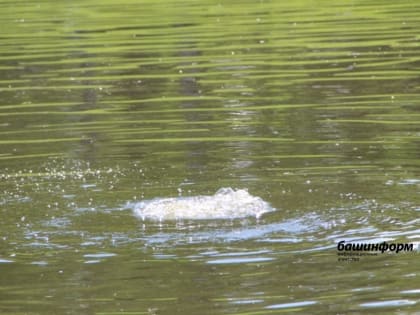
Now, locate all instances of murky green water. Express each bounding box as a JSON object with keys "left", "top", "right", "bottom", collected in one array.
[{"left": 1, "top": 0, "right": 419, "bottom": 314}]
